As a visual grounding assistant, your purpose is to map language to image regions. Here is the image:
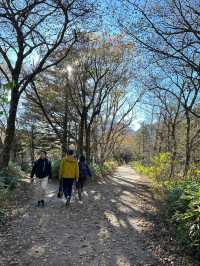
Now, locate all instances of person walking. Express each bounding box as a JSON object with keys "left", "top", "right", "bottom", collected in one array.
[
  {"left": 31, "top": 150, "right": 52, "bottom": 207},
  {"left": 76, "top": 155, "right": 92, "bottom": 201},
  {"left": 59, "top": 149, "right": 79, "bottom": 206}
]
